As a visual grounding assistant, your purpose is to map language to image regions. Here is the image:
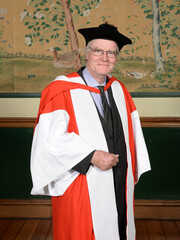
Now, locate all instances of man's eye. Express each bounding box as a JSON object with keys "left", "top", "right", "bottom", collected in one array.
[
  {"left": 95, "top": 49, "right": 103, "bottom": 53},
  {"left": 108, "top": 51, "right": 116, "bottom": 55}
]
